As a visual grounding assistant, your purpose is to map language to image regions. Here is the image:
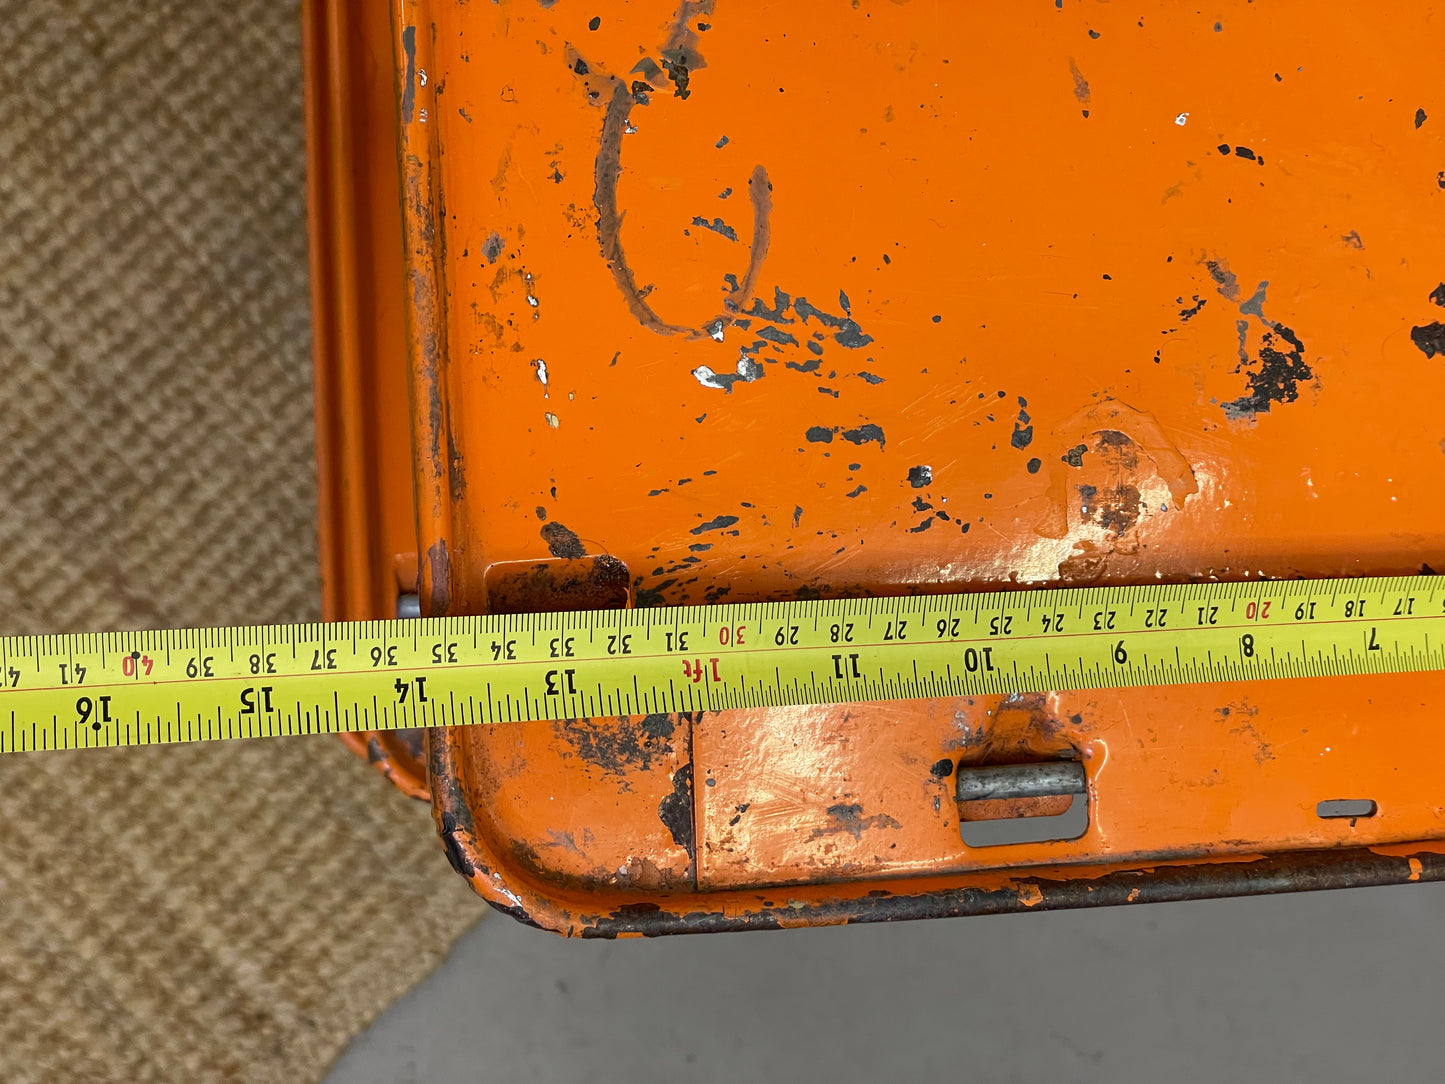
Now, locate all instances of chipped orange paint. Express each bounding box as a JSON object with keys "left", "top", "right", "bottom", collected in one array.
[
  {"left": 307, "top": 0, "right": 1445, "bottom": 933},
  {"left": 1018, "top": 884, "right": 1046, "bottom": 909}
]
